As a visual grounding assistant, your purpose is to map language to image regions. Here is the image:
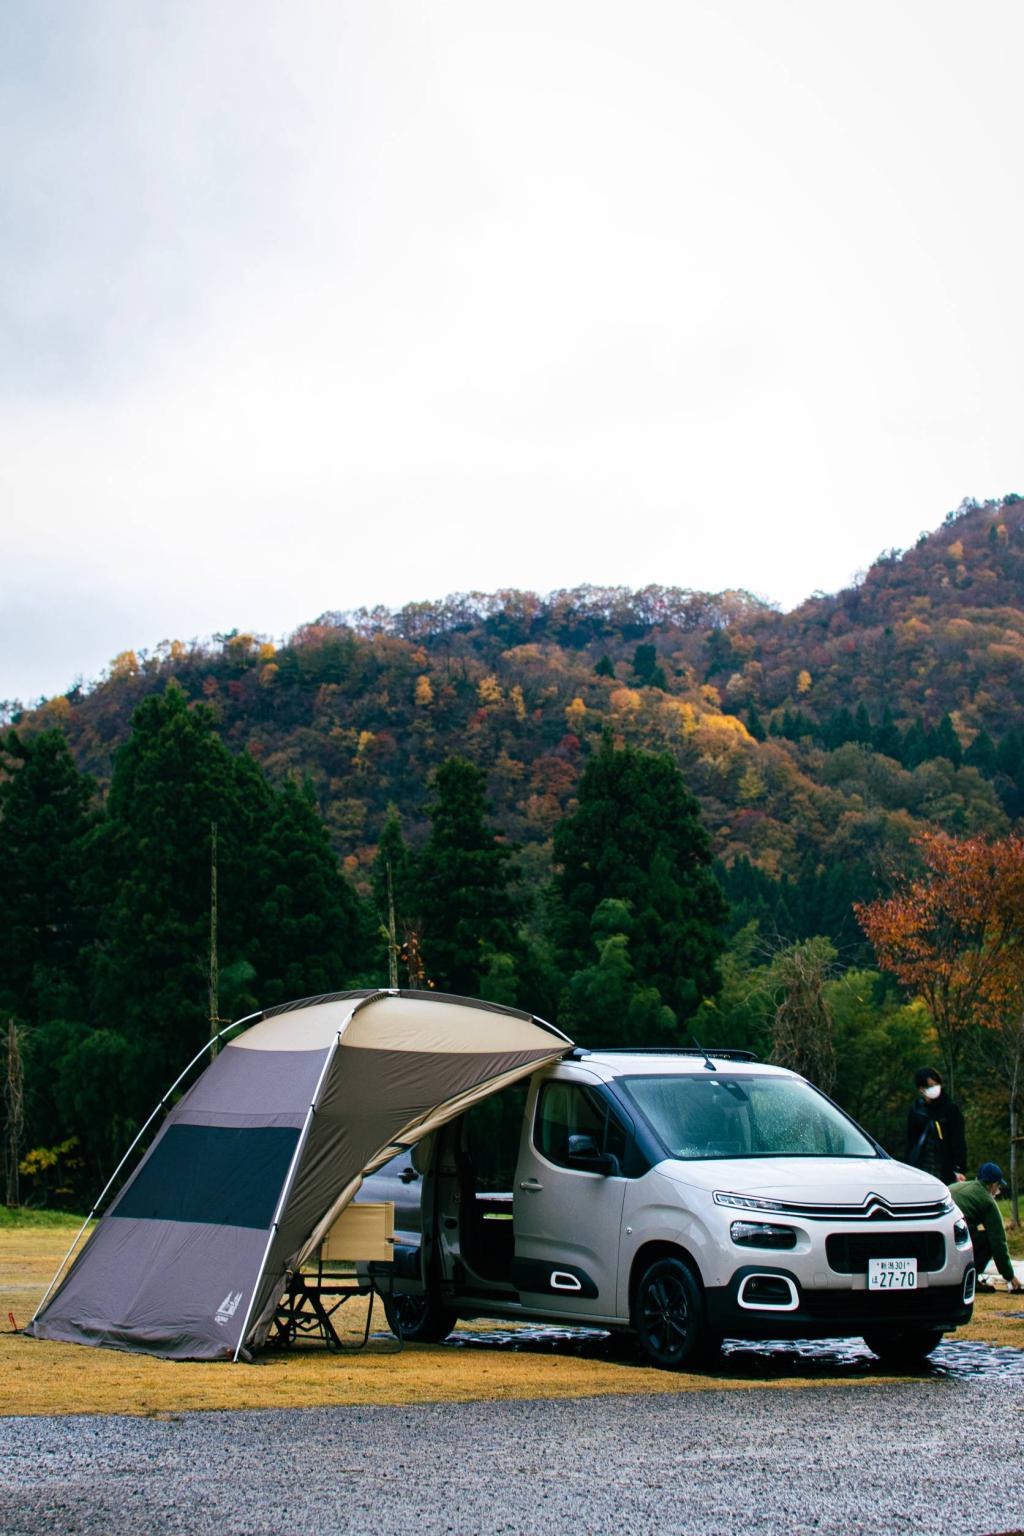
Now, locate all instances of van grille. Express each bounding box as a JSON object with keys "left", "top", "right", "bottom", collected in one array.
[
  {"left": 826, "top": 1232, "right": 946, "bottom": 1274},
  {"left": 766, "top": 1195, "right": 949, "bottom": 1222}
]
